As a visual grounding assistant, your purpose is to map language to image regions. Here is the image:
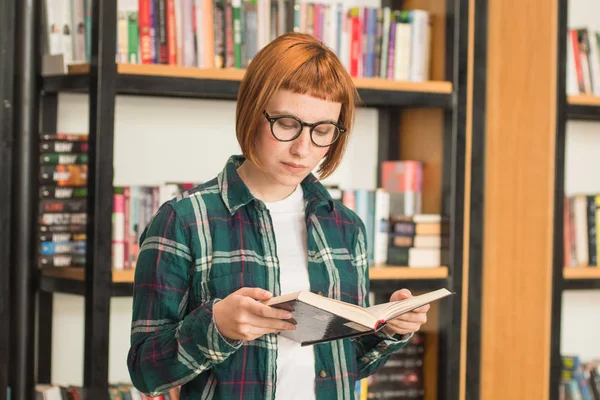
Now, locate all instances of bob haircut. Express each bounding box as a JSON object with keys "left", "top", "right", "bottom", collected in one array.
[{"left": 236, "top": 32, "right": 362, "bottom": 180}]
